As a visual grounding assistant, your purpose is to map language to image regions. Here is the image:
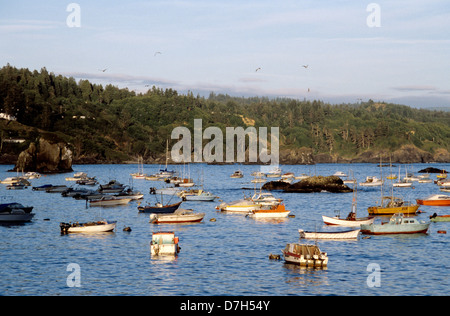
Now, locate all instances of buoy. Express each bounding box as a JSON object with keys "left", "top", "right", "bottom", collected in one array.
[
  {"left": 210, "top": 218, "right": 217, "bottom": 222},
  {"left": 437, "top": 230, "right": 447, "bottom": 234},
  {"left": 288, "top": 214, "right": 295, "bottom": 218},
  {"left": 123, "top": 226, "right": 132, "bottom": 232}
]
